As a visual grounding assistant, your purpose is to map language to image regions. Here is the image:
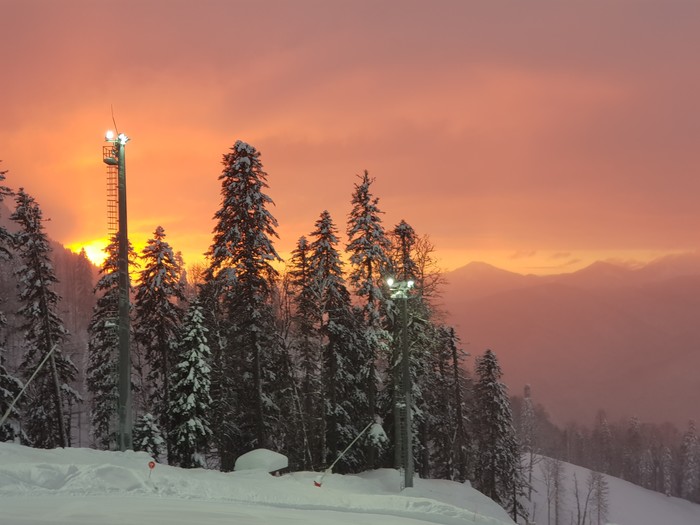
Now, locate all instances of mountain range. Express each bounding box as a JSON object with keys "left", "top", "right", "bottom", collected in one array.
[{"left": 441, "top": 253, "right": 700, "bottom": 427}]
